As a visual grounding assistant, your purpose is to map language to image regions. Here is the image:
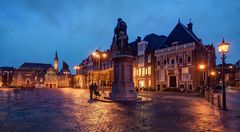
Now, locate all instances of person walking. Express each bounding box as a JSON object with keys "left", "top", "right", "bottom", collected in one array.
[
  {"left": 93, "top": 83, "right": 101, "bottom": 98},
  {"left": 89, "top": 83, "right": 94, "bottom": 101}
]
